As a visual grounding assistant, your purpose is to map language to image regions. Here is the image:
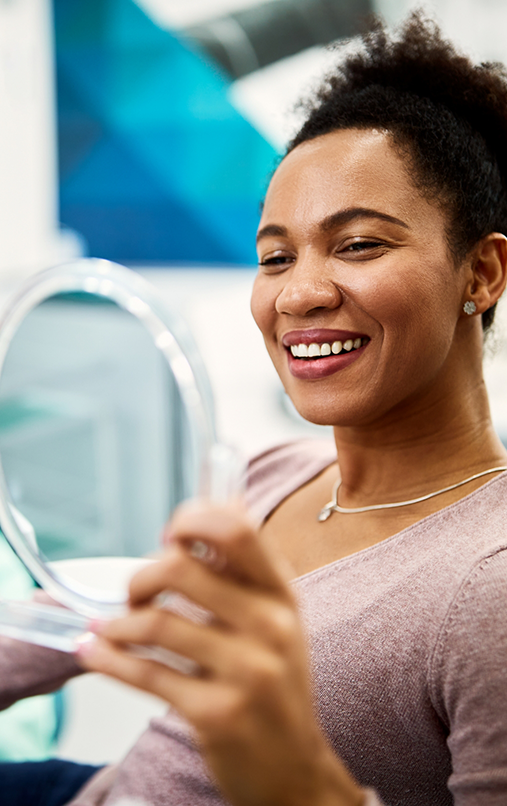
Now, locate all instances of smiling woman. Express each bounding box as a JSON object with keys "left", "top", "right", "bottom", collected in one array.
[
  {"left": 3, "top": 10, "right": 507, "bottom": 806},
  {"left": 253, "top": 127, "right": 469, "bottom": 411}
]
